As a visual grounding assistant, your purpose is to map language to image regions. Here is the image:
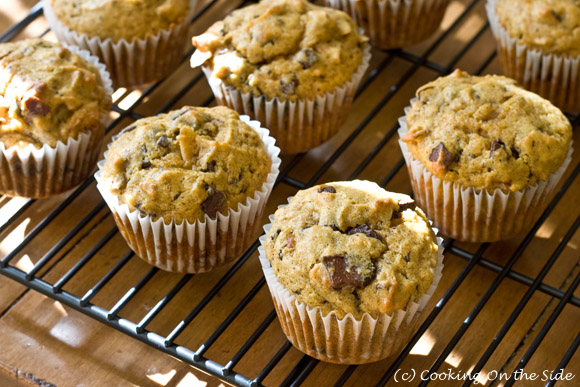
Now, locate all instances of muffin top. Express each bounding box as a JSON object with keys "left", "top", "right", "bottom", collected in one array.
[
  {"left": 101, "top": 106, "right": 272, "bottom": 222},
  {"left": 49, "top": 0, "right": 190, "bottom": 42},
  {"left": 191, "top": 0, "right": 368, "bottom": 100},
  {"left": 402, "top": 70, "right": 572, "bottom": 192},
  {"left": 264, "top": 180, "right": 439, "bottom": 319},
  {"left": 0, "top": 39, "right": 110, "bottom": 149},
  {"left": 495, "top": 0, "right": 580, "bottom": 56}
]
